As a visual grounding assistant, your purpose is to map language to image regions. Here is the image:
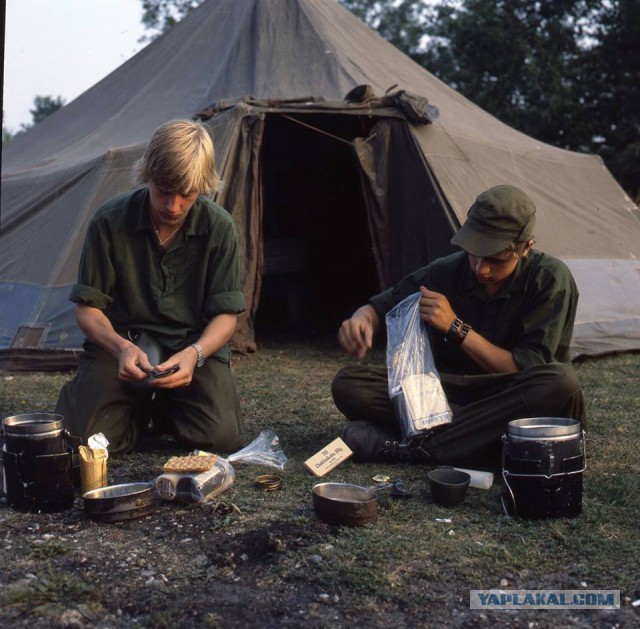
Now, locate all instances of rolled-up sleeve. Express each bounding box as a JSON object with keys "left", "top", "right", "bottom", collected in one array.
[
  {"left": 511, "top": 271, "right": 578, "bottom": 368},
  {"left": 205, "top": 290, "right": 246, "bottom": 317},
  {"left": 69, "top": 284, "right": 113, "bottom": 310},
  {"left": 69, "top": 217, "right": 116, "bottom": 311},
  {"left": 511, "top": 256, "right": 579, "bottom": 369},
  {"left": 203, "top": 218, "right": 246, "bottom": 319}
]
